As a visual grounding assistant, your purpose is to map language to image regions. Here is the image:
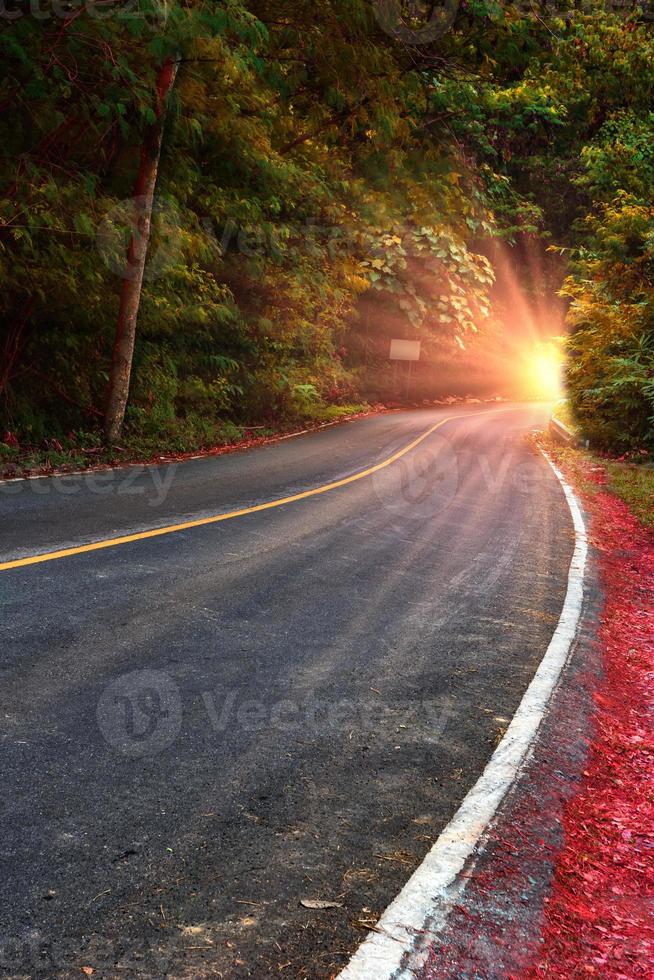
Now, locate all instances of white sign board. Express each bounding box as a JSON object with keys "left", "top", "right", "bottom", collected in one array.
[{"left": 389, "top": 339, "right": 421, "bottom": 362}]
